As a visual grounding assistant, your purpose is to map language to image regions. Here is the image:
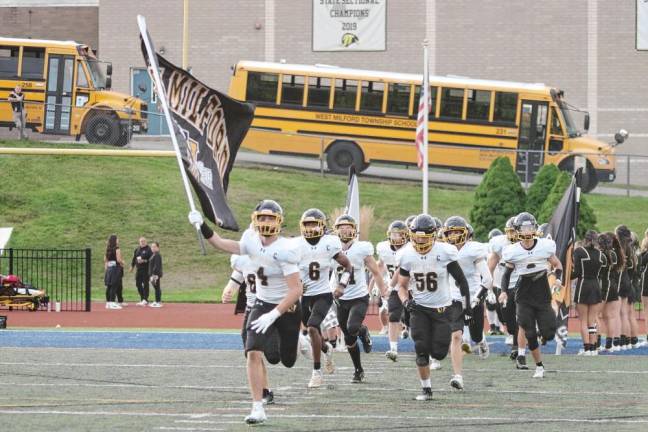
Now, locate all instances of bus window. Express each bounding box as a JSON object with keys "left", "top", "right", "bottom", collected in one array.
[
  {"left": 550, "top": 107, "right": 564, "bottom": 136},
  {"left": 360, "top": 81, "right": 384, "bottom": 113},
  {"left": 440, "top": 88, "right": 464, "bottom": 119},
  {"left": 281, "top": 74, "right": 304, "bottom": 106},
  {"left": 307, "top": 77, "right": 331, "bottom": 108},
  {"left": 246, "top": 72, "right": 278, "bottom": 103},
  {"left": 76, "top": 61, "right": 89, "bottom": 88},
  {"left": 0, "top": 46, "right": 19, "bottom": 78},
  {"left": 386, "top": 83, "right": 409, "bottom": 116},
  {"left": 466, "top": 89, "right": 490, "bottom": 121},
  {"left": 413, "top": 85, "right": 438, "bottom": 118},
  {"left": 493, "top": 91, "right": 517, "bottom": 123},
  {"left": 334, "top": 78, "right": 357, "bottom": 111},
  {"left": 21, "top": 47, "right": 45, "bottom": 80}
]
